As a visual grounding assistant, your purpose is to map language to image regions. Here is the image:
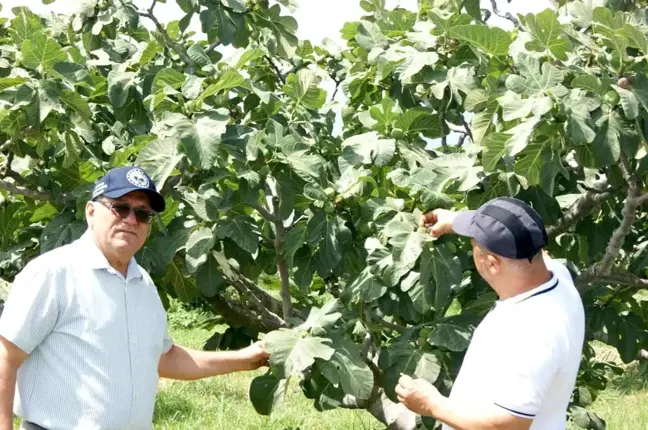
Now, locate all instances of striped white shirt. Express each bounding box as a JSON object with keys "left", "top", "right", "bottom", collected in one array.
[{"left": 0, "top": 231, "right": 173, "bottom": 430}]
